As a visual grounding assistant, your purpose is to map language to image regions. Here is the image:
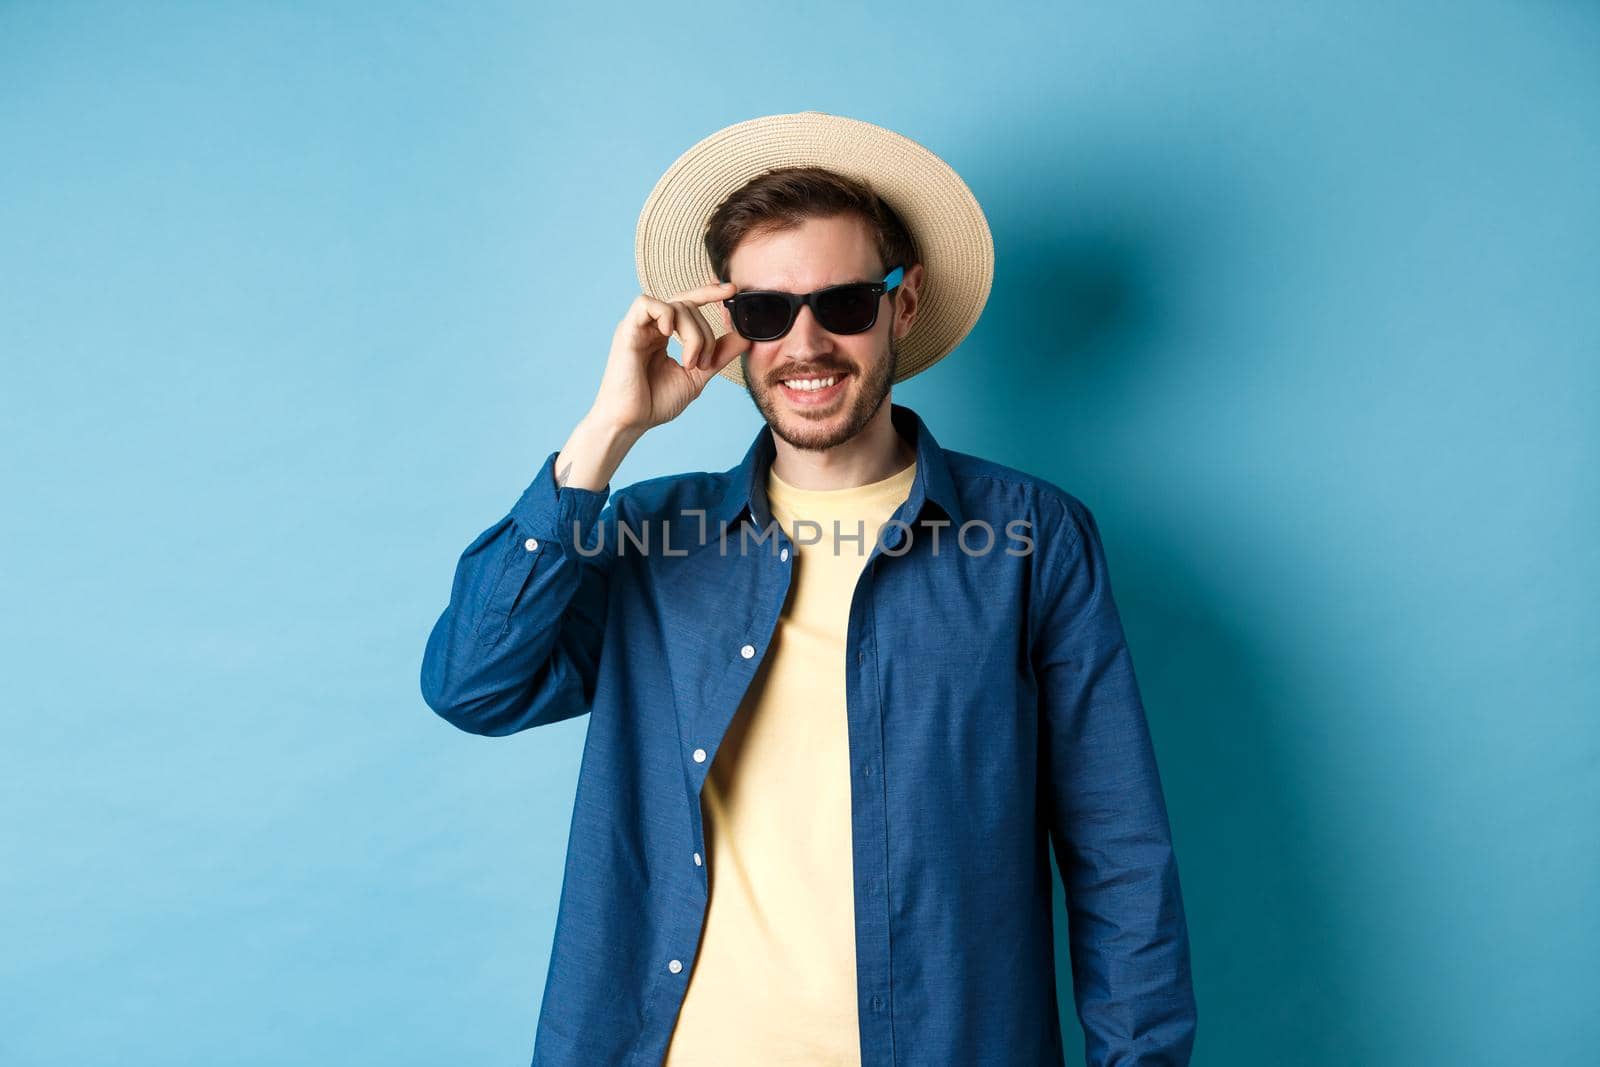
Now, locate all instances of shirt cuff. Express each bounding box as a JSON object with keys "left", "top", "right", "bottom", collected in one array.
[{"left": 508, "top": 449, "right": 611, "bottom": 549}]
